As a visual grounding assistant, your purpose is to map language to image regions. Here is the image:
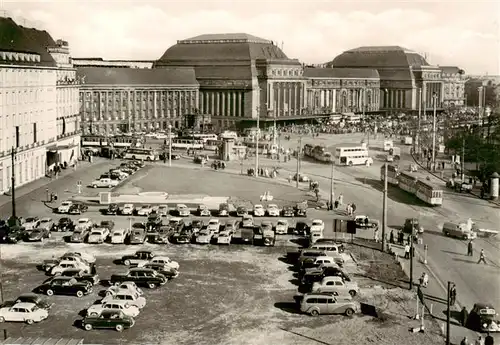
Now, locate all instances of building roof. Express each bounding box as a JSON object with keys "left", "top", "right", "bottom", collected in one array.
[
  {"left": 0, "top": 17, "right": 56, "bottom": 67},
  {"left": 303, "top": 67, "right": 379, "bottom": 79},
  {"left": 327, "top": 46, "right": 430, "bottom": 69},
  {"left": 194, "top": 66, "right": 253, "bottom": 80},
  {"left": 440, "top": 66, "right": 465, "bottom": 75},
  {"left": 156, "top": 33, "right": 288, "bottom": 64},
  {"left": 76, "top": 67, "right": 198, "bottom": 86}
]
